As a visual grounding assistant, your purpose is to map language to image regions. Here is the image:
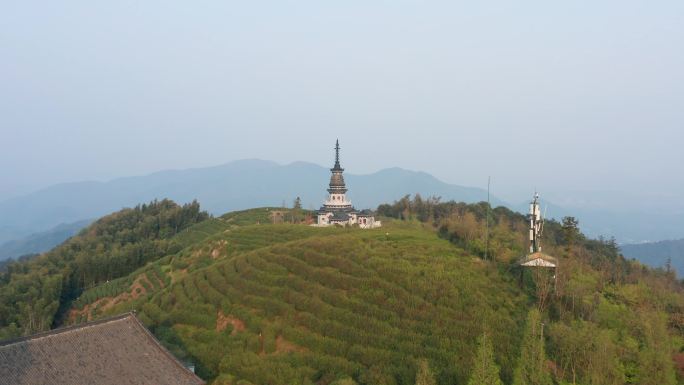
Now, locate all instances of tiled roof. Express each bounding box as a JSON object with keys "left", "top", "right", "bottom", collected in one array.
[
  {"left": 328, "top": 172, "right": 347, "bottom": 191},
  {"left": 0, "top": 312, "right": 204, "bottom": 385},
  {"left": 330, "top": 211, "right": 350, "bottom": 221}
]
